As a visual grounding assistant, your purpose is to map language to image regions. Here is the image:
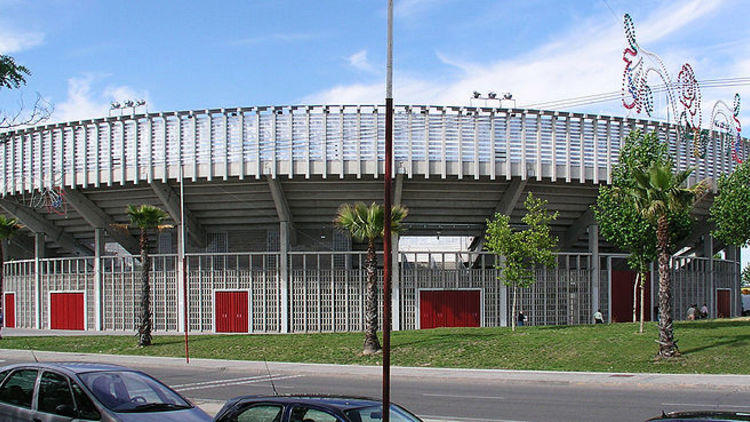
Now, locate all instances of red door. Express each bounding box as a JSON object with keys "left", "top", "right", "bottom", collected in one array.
[
  {"left": 50, "top": 292, "right": 85, "bottom": 330},
  {"left": 420, "top": 290, "right": 480, "bottom": 329},
  {"left": 611, "top": 270, "right": 651, "bottom": 323},
  {"left": 215, "top": 291, "right": 249, "bottom": 333},
  {"left": 3, "top": 293, "right": 15, "bottom": 328},
  {"left": 717, "top": 290, "right": 731, "bottom": 318}
]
